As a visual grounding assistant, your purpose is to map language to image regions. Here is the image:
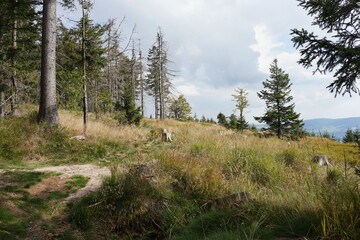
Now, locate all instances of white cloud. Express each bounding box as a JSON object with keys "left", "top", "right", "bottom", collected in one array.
[
  {"left": 250, "top": 25, "right": 284, "bottom": 74},
  {"left": 177, "top": 84, "right": 201, "bottom": 96},
  {"left": 176, "top": 43, "right": 202, "bottom": 57}
]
